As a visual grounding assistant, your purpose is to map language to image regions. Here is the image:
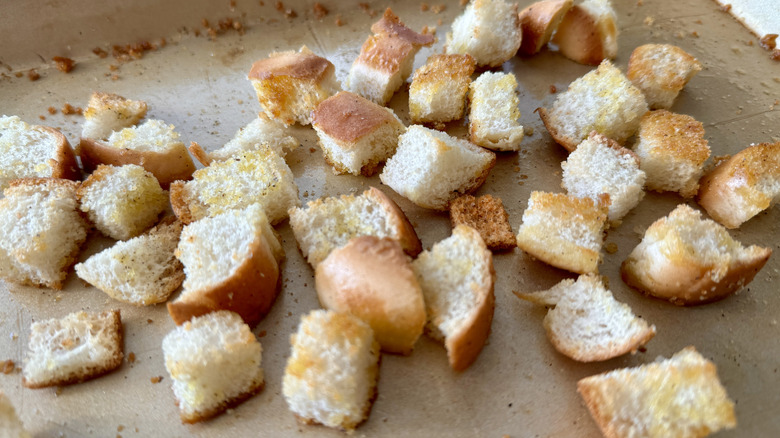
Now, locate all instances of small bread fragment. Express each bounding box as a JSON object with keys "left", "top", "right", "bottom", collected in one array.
[
  {"left": 248, "top": 45, "right": 340, "bottom": 126},
  {"left": 633, "top": 110, "right": 710, "bottom": 198},
  {"left": 75, "top": 219, "right": 184, "bottom": 306},
  {"left": 468, "top": 71, "right": 524, "bottom": 151},
  {"left": 578, "top": 347, "right": 737, "bottom": 438},
  {"left": 170, "top": 148, "right": 299, "bottom": 225},
  {"left": 515, "top": 274, "right": 656, "bottom": 362},
  {"left": 561, "top": 132, "right": 646, "bottom": 224},
  {"left": 697, "top": 141, "right": 780, "bottom": 229},
  {"left": 409, "top": 54, "right": 476, "bottom": 127},
  {"left": 551, "top": 0, "right": 618, "bottom": 65},
  {"left": 283, "top": 309, "right": 380, "bottom": 432},
  {"left": 167, "top": 205, "right": 282, "bottom": 326},
  {"left": 538, "top": 60, "right": 648, "bottom": 151},
  {"left": 621, "top": 204, "right": 772, "bottom": 305},
  {"left": 316, "top": 236, "right": 425, "bottom": 355},
  {"left": 446, "top": 0, "right": 522, "bottom": 68},
  {"left": 449, "top": 194, "right": 516, "bottom": 251},
  {"left": 162, "top": 311, "right": 264, "bottom": 424},
  {"left": 22, "top": 310, "right": 123, "bottom": 388},
  {"left": 77, "top": 164, "right": 168, "bottom": 240},
  {"left": 346, "top": 8, "right": 434, "bottom": 105},
  {"left": 312, "top": 91, "right": 405, "bottom": 176},
  {"left": 413, "top": 225, "right": 495, "bottom": 371},
  {"left": 627, "top": 44, "right": 702, "bottom": 110},
  {"left": 380, "top": 125, "right": 496, "bottom": 210},
  {"left": 0, "top": 392, "right": 31, "bottom": 437},
  {"left": 288, "top": 186, "right": 421, "bottom": 268},
  {"left": 518, "top": 0, "right": 573, "bottom": 56},
  {"left": 0, "top": 115, "right": 80, "bottom": 192},
  {"left": 80, "top": 92, "right": 148, "bottom": 140},
  {"left": 516, "top": 191, "right": 609, "bottom": 274},
  {"left": 78, "top": 119, "right": 196, "bottom": 189},
  {"left": 0, "top": 178, "right": 88, "bottom": 289}
]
